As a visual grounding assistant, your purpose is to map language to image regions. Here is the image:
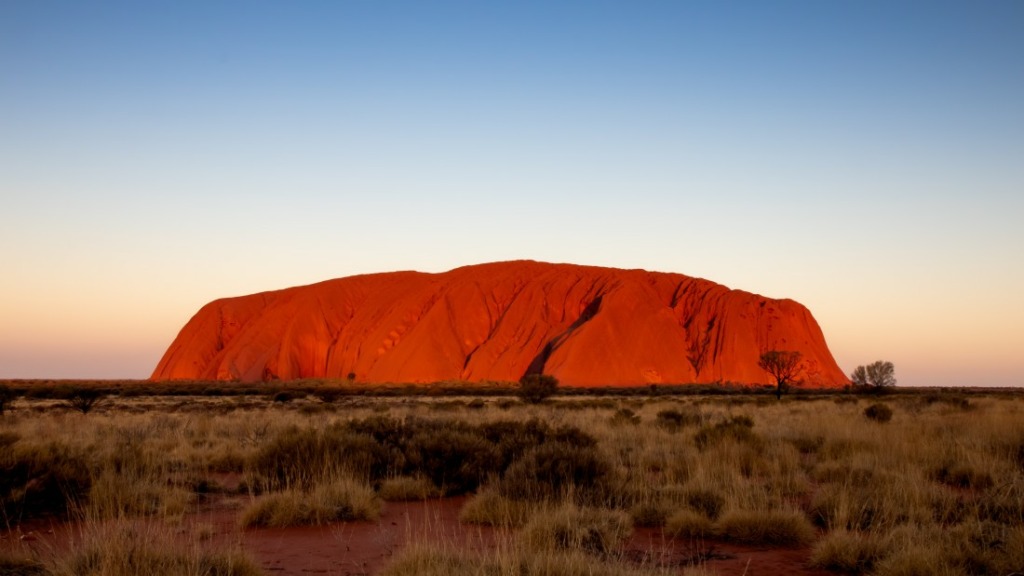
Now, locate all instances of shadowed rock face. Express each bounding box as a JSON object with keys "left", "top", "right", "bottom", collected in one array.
[{"left": 152, "top": 261, "right": 848, "bottom": 387}]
